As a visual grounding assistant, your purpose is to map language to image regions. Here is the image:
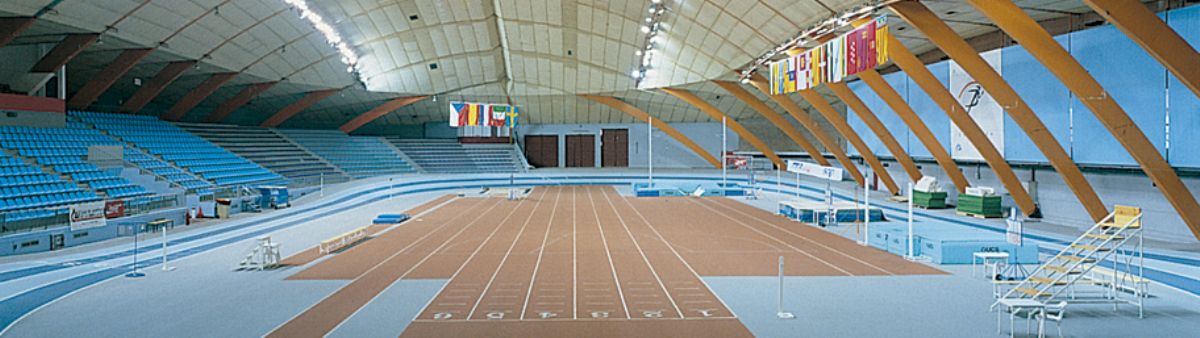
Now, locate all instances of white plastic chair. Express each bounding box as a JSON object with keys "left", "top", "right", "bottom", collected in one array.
[{"left": 1028, "top": 301, "right": 1066, "bottom": 338}]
